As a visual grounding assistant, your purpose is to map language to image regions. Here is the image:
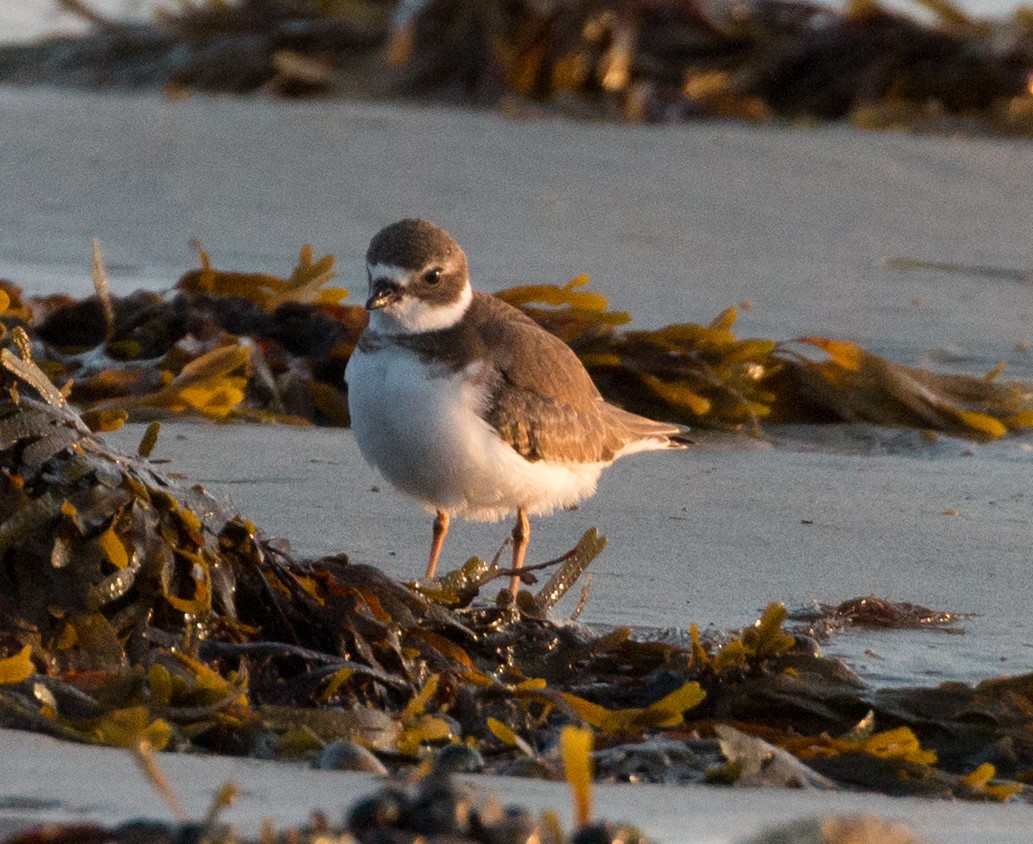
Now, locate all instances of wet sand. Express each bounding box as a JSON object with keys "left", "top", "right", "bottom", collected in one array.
[
  {"left": 3, "top": 87, "right": 1032, "bottom": 375},
  {"left": 98, "top": 421, "right": 1033, "bottom": 689},
  {"left": 2, "top": 85, "right": 1033, "bottom": 840}
]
